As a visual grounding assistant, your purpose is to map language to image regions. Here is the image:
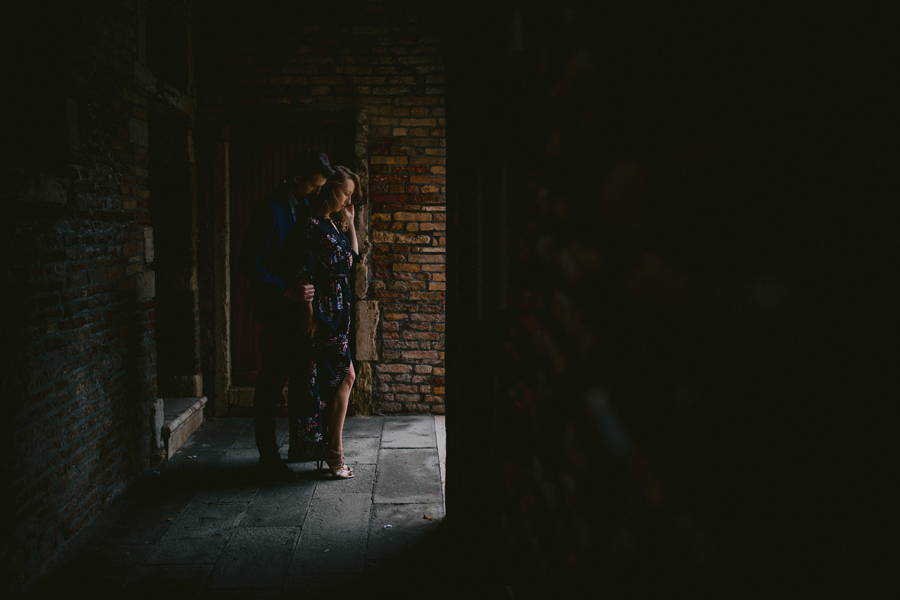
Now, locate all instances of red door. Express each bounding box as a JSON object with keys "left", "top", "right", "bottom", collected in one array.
[{"left": 230, "top": 123, "right": 354, "bottom": 385}]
